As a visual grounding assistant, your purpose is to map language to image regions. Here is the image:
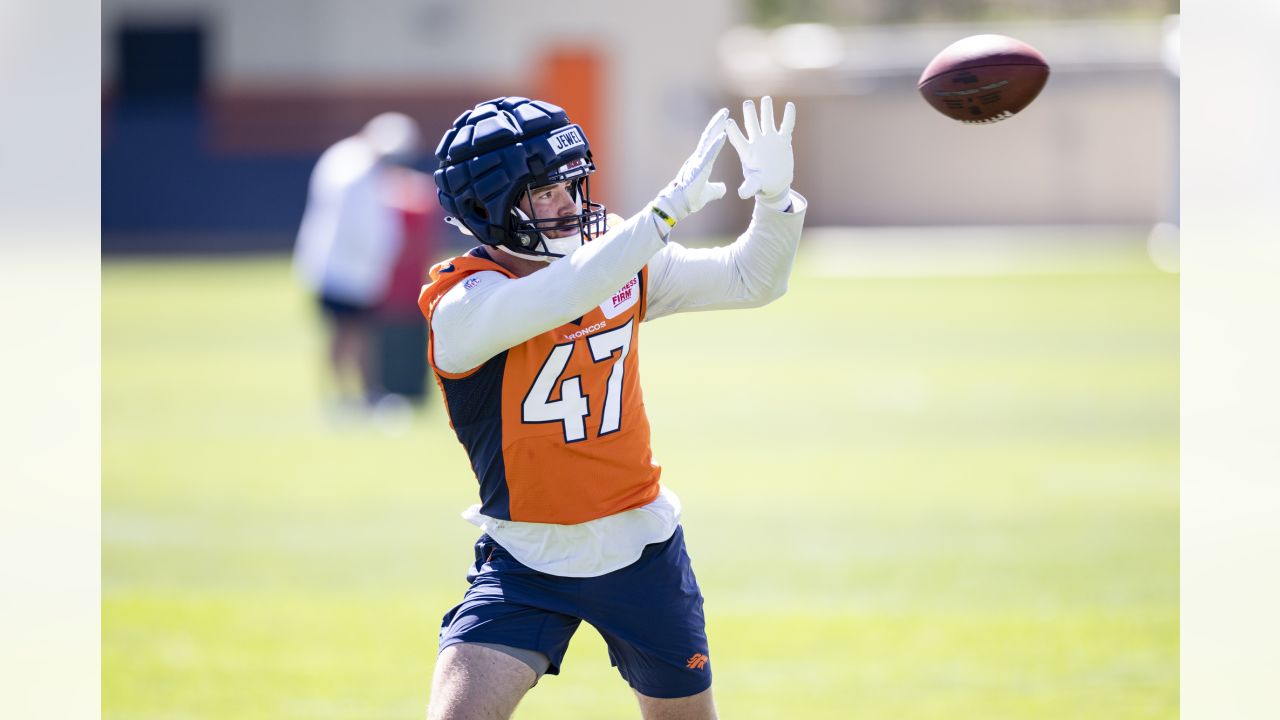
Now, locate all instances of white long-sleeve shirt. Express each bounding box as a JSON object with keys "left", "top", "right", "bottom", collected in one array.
[{"left": 431, "top": 192, "right": 807, "bottom": 576}]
